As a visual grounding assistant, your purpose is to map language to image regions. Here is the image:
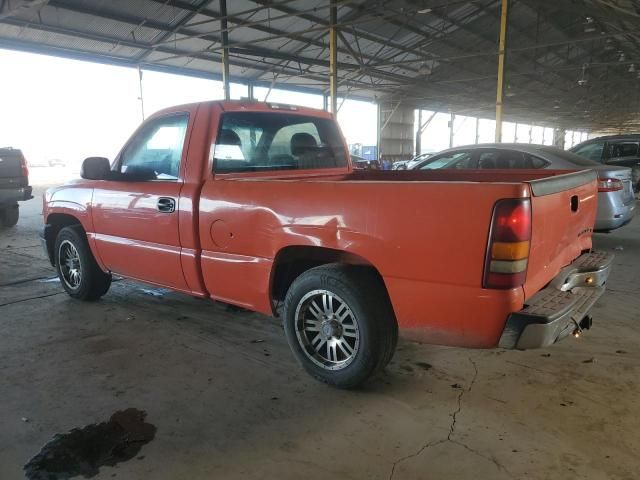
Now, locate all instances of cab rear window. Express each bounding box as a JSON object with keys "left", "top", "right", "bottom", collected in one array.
[{"left": 213, "top": 112, "right": 347, "bottom": 173}]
